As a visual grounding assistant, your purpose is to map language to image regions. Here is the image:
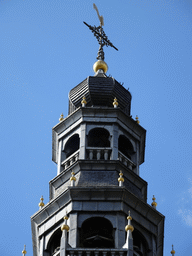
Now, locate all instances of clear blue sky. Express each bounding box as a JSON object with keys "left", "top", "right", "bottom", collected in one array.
[{"left": 1, "top": 0, "right": 192, "bottom": 255}]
